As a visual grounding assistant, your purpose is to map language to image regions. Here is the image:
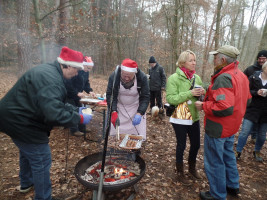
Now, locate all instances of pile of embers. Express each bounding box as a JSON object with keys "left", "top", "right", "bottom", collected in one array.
[{"left": 81, "top": 157, "right": 141, "bottom": 185}]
